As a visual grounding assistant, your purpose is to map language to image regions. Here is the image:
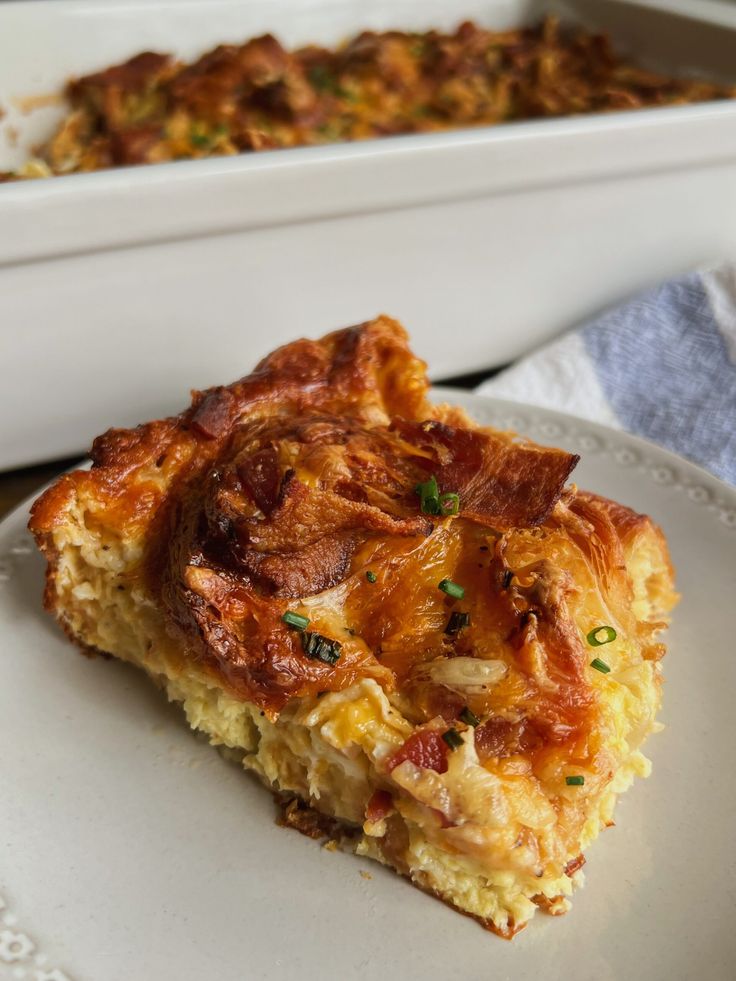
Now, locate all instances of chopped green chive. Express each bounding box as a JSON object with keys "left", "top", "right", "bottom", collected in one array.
[
  {"left": 414, "top": 475, "right": 460, "bottom": 517},
  {"left": 439, "top": 578, "right": 465, "bottom": 599},
  {"left": 590, "top": 657, "right": 611, "bottom": 674},
  {"left": 316, "top": 122, "right": 342, "bottom": 139},
  {"left": 459, "top": 707, "right": 480, "bottom": 727},
  {"left": 415, "top": 474, "right": 441, "bottom": 515},
  {"left": 366, "top": 570, "right": 377, "bottom": 583},
  {"left": 587, "top": 625, "right": 617, "bottom": 647},
  {"left": 282, "top": 610, "right": 309, "bottom": 630},
  {"left": 190, "top": 130, "right": 211, "bottom": 148},
  {"left": 439, "top": 492, "right": 460, "bottom": 516},
  {"left": 301, "top": 631, "right": 342, "bottom": 665},
  {"left": 307, "top": 64, "right": 337, "bottom": 92},
  {"left": 566, "top": 775, "right": 585, "bottom": 786},
  {"left": 445, "top": 611, "right": 470, "bottom": 635},
  {"left": 442, "top": 728, "right": 464, "bottom": 751}
]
